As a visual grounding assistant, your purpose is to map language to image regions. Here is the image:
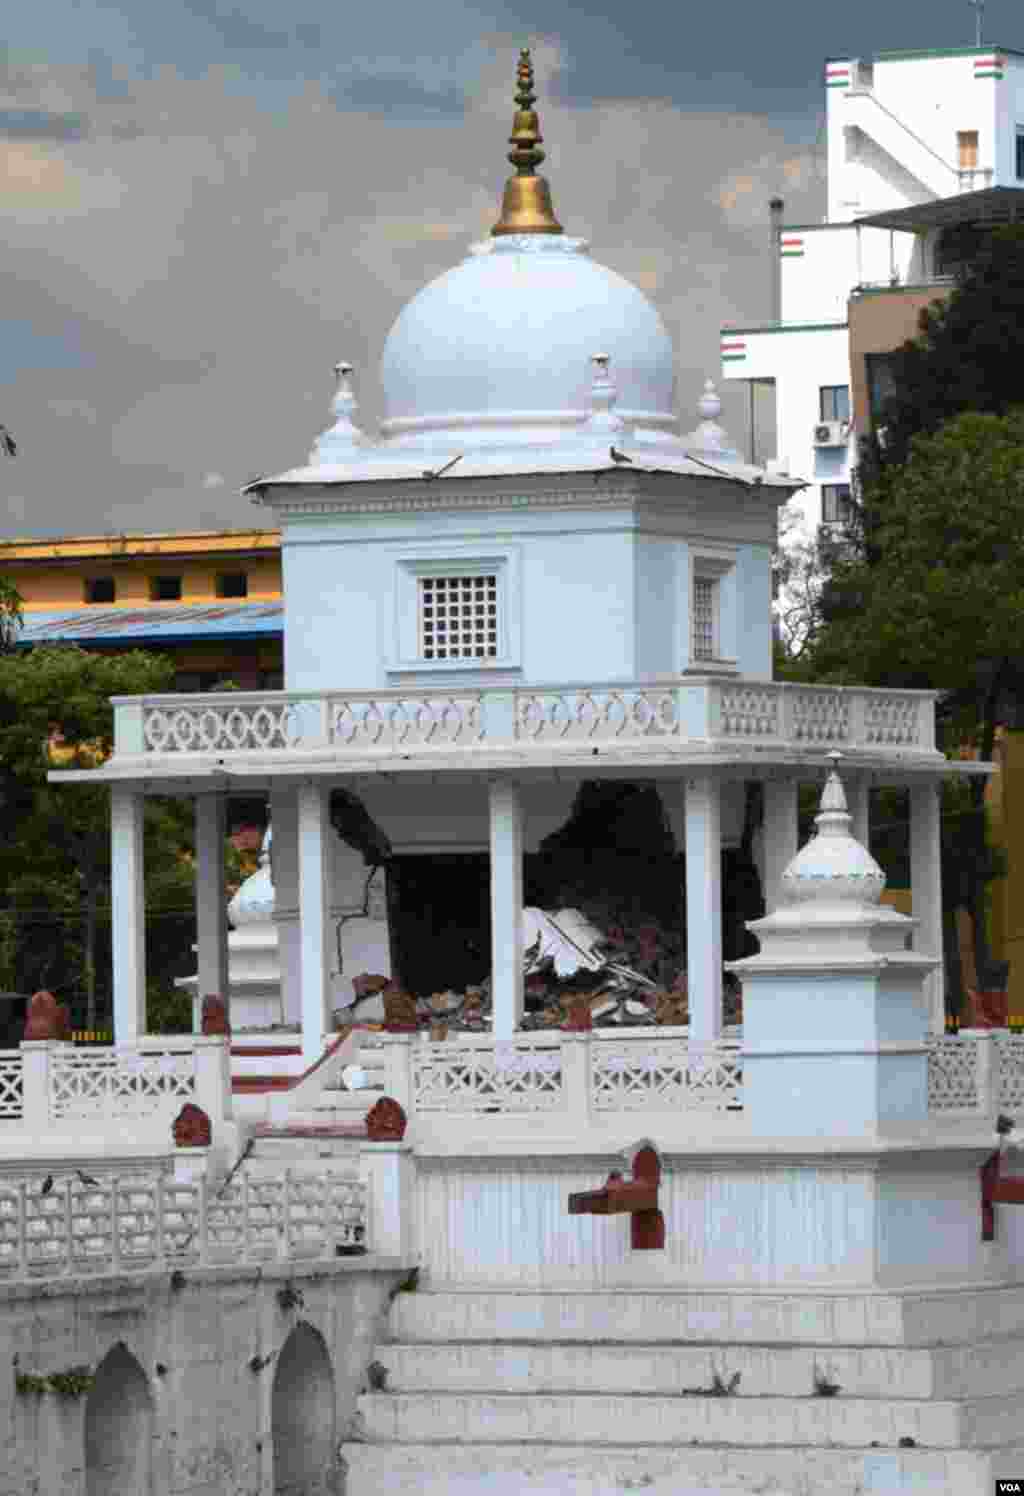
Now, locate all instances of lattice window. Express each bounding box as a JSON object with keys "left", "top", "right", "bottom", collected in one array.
[
  {"left": 691, "top": 576, "right": 717, "bottom": 661},
  {"left": 418, "top": 574, "right": 498, "bottom": 661}
]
